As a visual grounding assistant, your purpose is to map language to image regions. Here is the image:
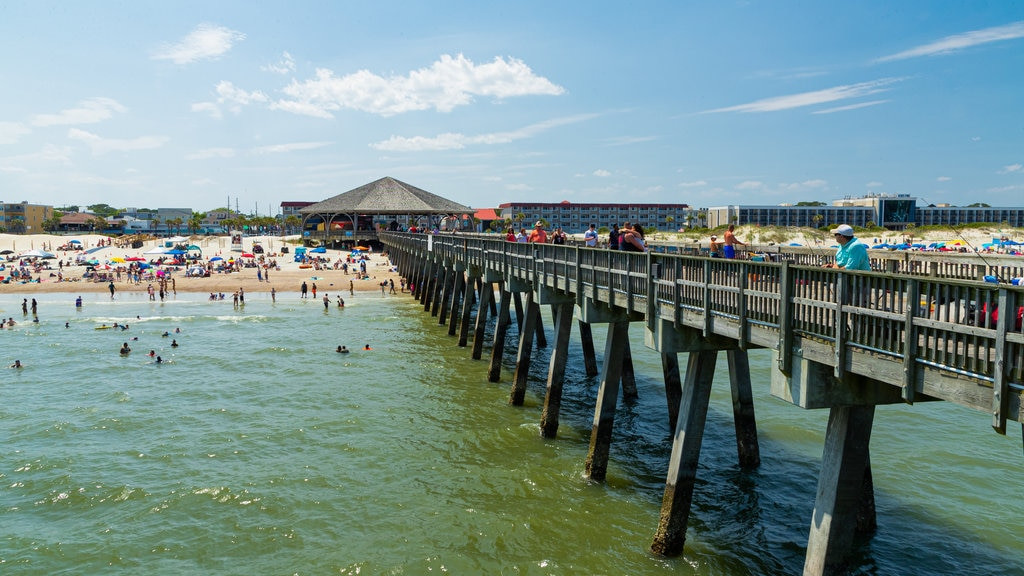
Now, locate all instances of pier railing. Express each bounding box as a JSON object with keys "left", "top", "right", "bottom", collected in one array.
[{"left": 383, "top": 232, "right": 1024, "bottom": 431}]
